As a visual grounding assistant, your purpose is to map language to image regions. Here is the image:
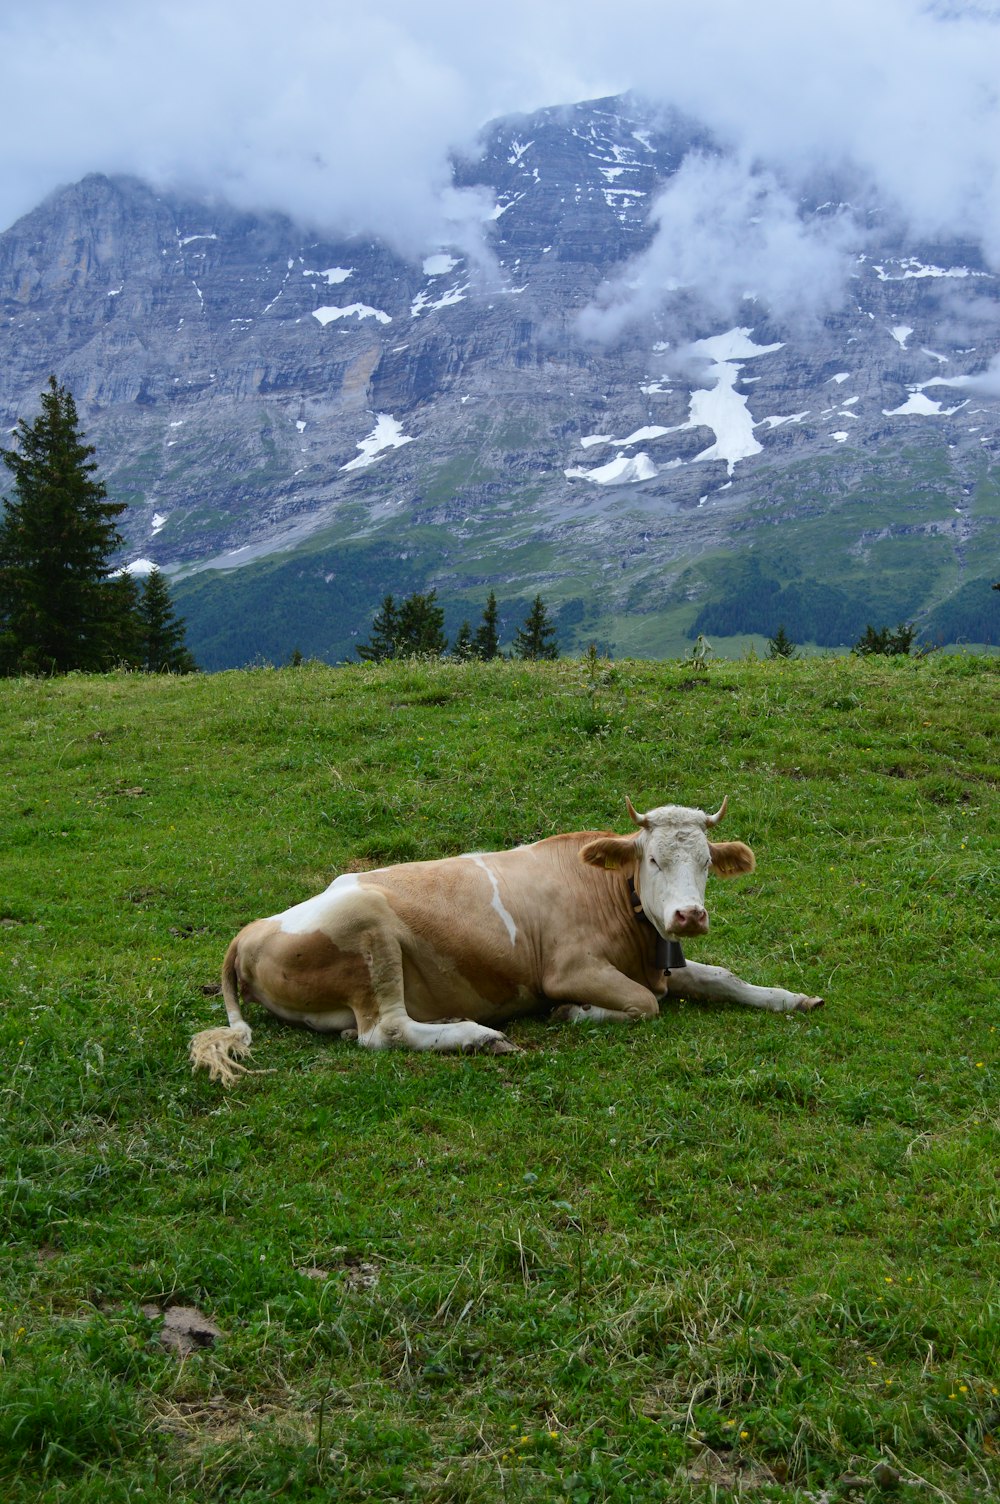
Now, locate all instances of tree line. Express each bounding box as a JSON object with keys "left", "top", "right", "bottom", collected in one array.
[
  {"left": 0, "top": 378, "right": 194, "bottom": 675},
  {"left": 356, "top": 589, "right": 559, "bottom": 661}
]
